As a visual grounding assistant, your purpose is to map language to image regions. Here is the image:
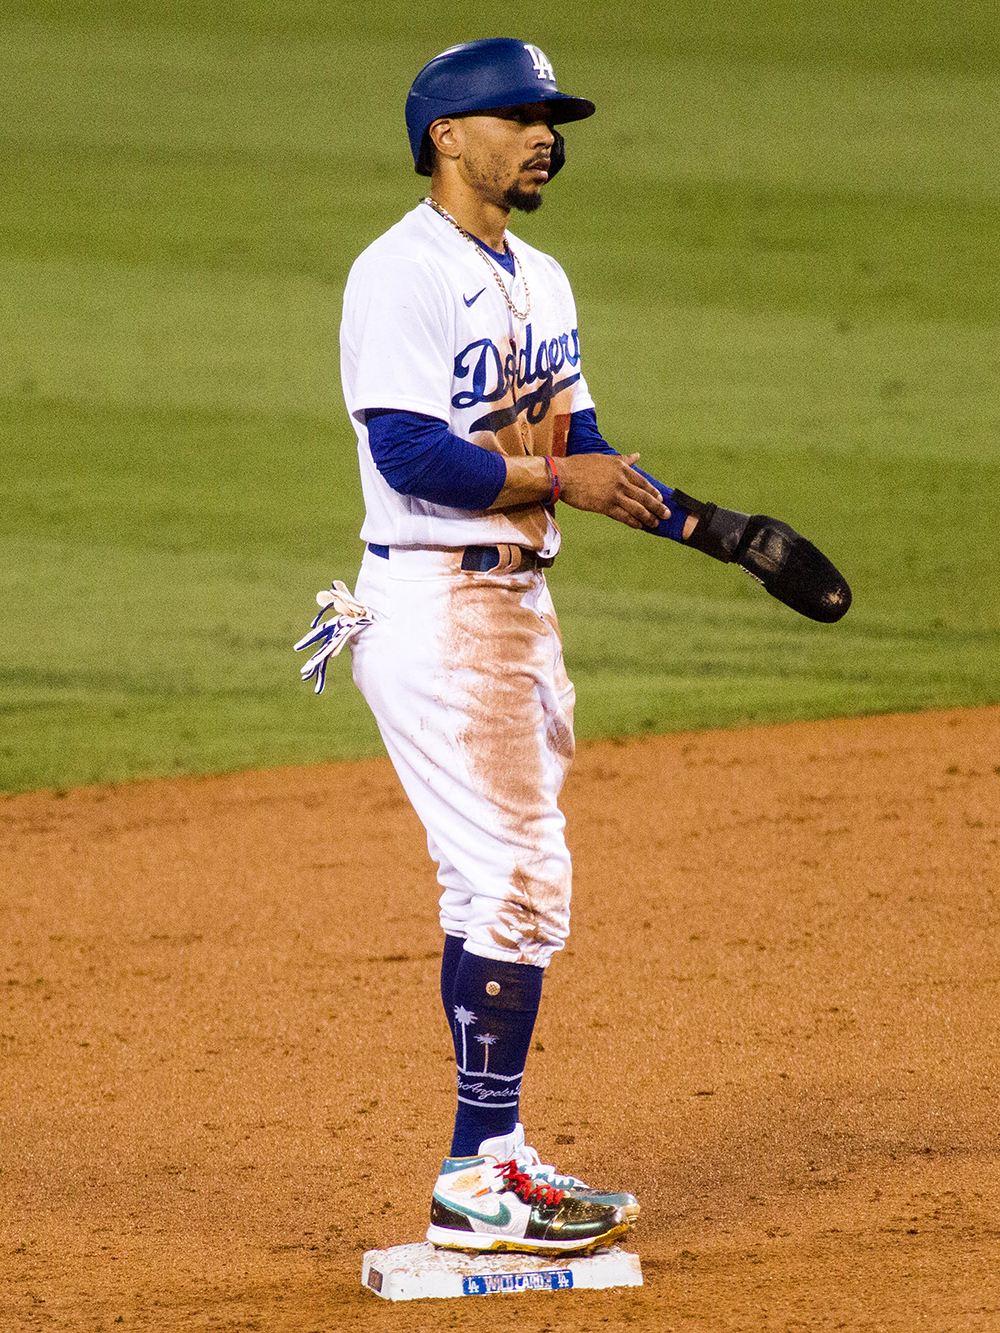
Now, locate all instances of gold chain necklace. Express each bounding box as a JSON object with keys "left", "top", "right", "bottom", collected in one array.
[{"left": 422, "top": 197, "right": 531, "bottom": 321}]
